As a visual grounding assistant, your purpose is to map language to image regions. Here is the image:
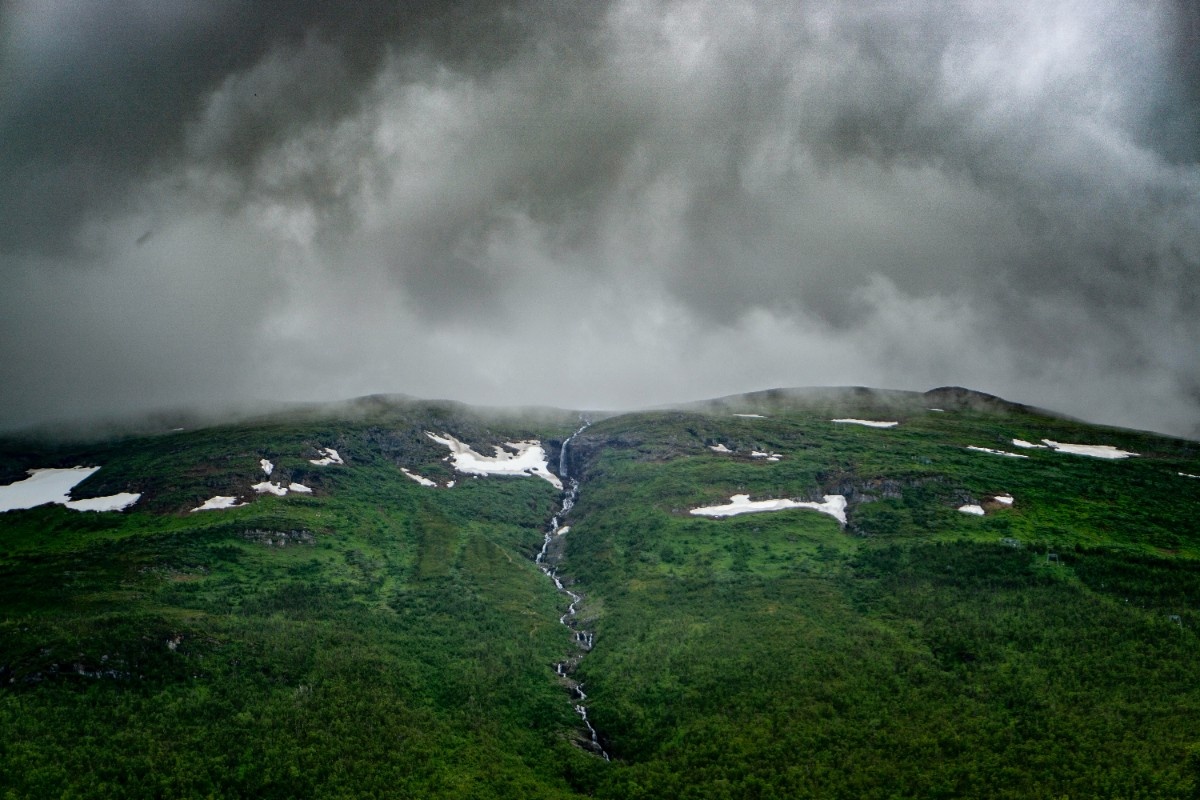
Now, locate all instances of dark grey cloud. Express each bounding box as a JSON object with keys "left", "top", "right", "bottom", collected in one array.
[
  {"left": 1, "top": 0, "right": 1198, "bottom": 437},
  {"left": 0, "top": 0, "right": 605, "bottom": 254}
]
